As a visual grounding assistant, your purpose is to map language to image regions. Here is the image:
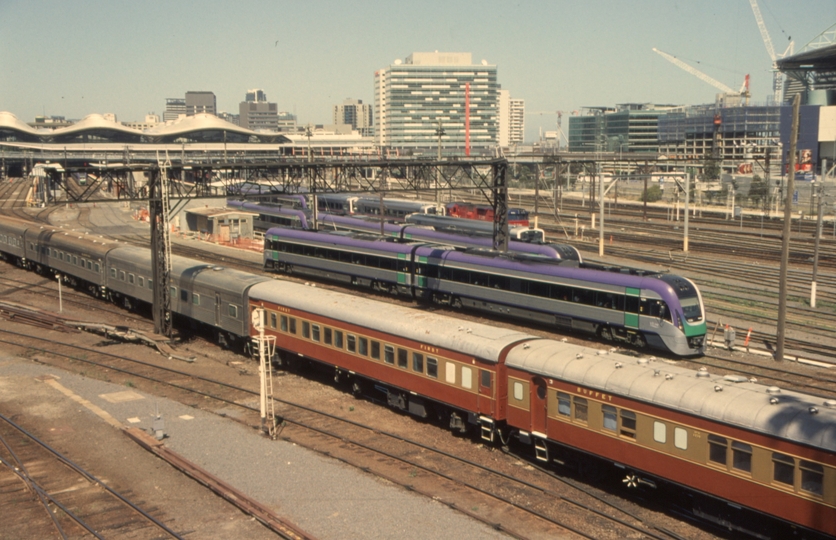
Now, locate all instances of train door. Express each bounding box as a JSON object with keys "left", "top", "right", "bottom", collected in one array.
[
  {"left": 214, "top": 293, "right": 221, "bottom": 326},
  {"left": 397, "top": 252, "right": 412, "bottom": 289},
  {"left": 624, "top": 287, "right": 640, "bottom": 329},
  {"left": 478, "top": 369, "right": 494, "bottom": 415},
  {"left": 530, "top": 377, "right": 548, "bottom": 435}
]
